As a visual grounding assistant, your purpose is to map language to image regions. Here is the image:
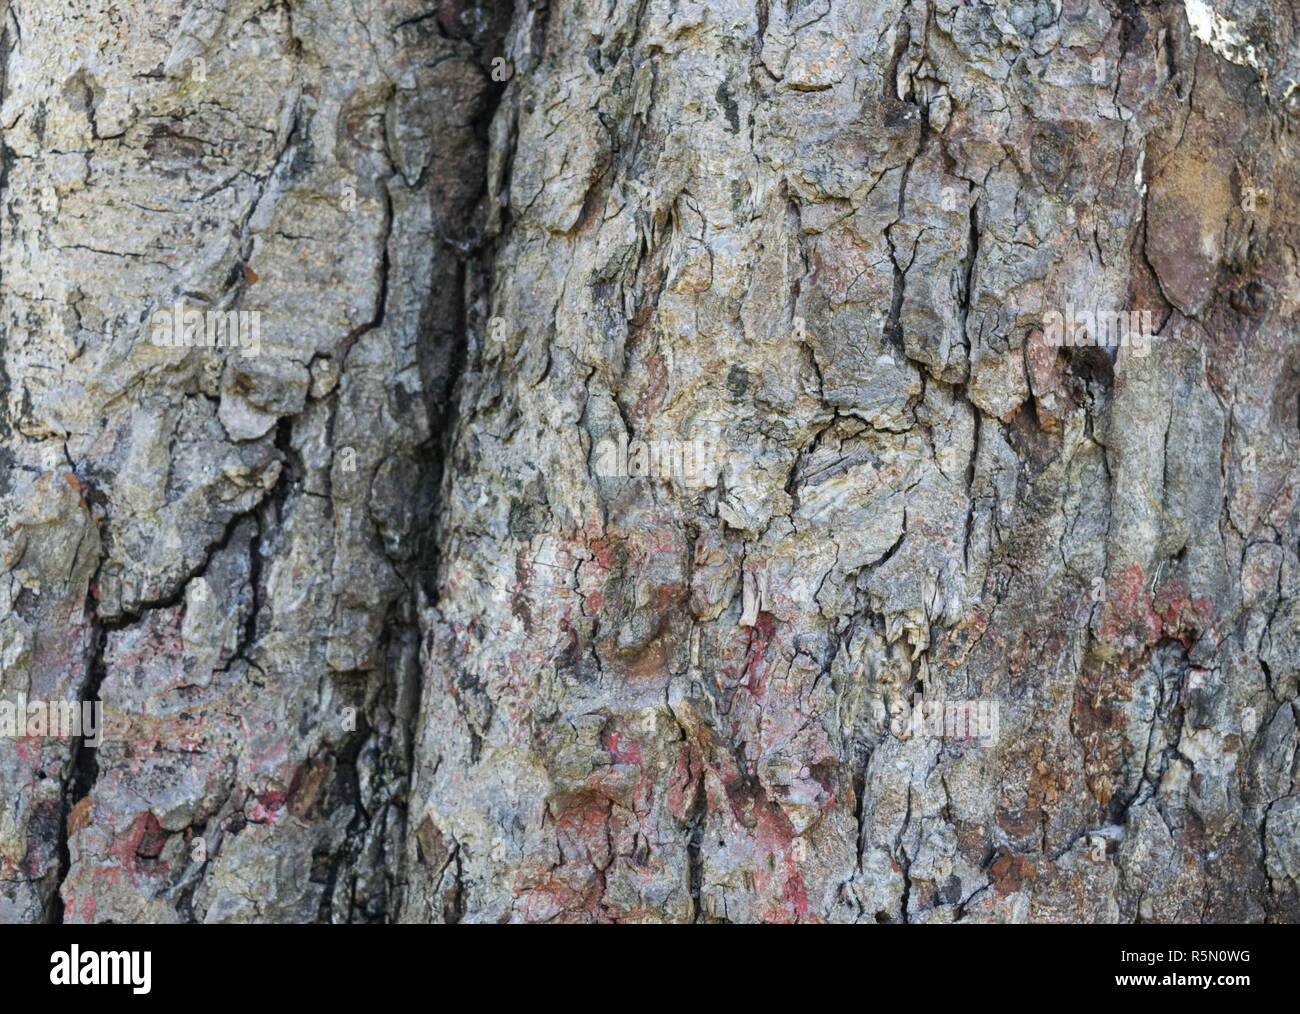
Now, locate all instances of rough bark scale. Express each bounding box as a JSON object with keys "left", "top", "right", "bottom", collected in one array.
[{"left": 0, "top": 0, "right": 1297, "bottom": 923}]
